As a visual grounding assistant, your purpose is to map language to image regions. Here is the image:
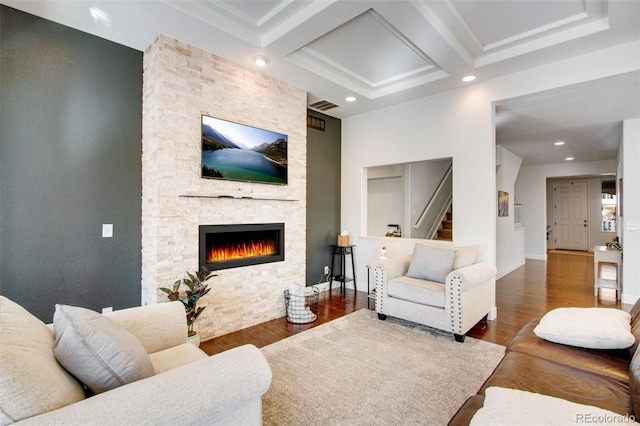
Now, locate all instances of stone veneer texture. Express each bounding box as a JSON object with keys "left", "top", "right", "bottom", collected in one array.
[{"left": 142, "top": 35, "right": 307, "bottom": 340}]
